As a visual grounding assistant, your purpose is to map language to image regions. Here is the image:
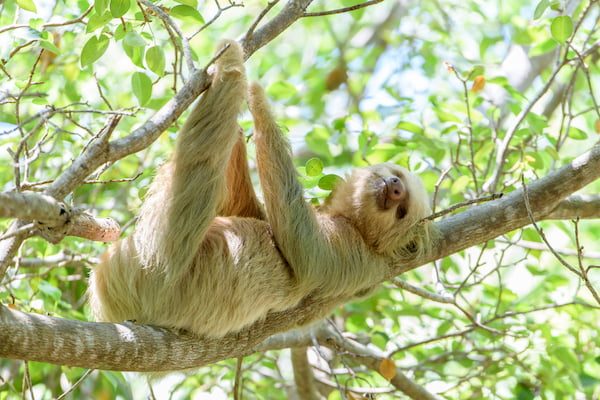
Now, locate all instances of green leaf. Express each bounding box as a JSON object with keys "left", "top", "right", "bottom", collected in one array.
[
  {"left": 550, "top": 16, "right": 573, "bottom": 44},
  {"left": 40, "top": 40, "right": 60, "bottom": 55},
  {"left": 170, "top": 5, "right": 204, "bottom": 23},
  {"left": 16, "top": 0, "right": 37, "bottom": 13},
  {"left": 474, "top": 141, "right": 495, "bottom": 164},
  {"left": 146, "top": 46, "right": 165, "bottom": 75},
  {"left": 525, "top": 152, "right": 544, "bottom": 169},
  {"left": 545, "top": 146, "right": 560, "bottom": 160},
  {"left": 533, "top": 0, "right": 550, "bottom": 19},
  {"left": 450, "top": 175, "right": 471, "bottom": 195},
  {"left": 568, "top": 127, "right": 588, "bottom": 140},
  {"left": 397, "top": 121, "right": 423, "bottom": 135},
  {"left": 28, "top": 18, "right": 44, "bottom": 30},
  {"left": 174, "top": 0, "right": 198, "bottom": 6},
  {"left": 305, "top": 158, "right": 323, "bottom": 177},
  {"left": 87, "top": 11, "right": 112, "bottom": 33},
  {"left": 466, "top": 65, "right": 484, "bottom": 81},
  {"left": 267, "top": 81, "right": 297, "bottom": 99},
  {"left": 81, "top": 34, "right": 110, "bottom": 67},
  {"left": 318, "top": 174, "right": 342, "bottom": 191},
  {"left": 110, "top": 0, "right": 130, "bottom": 18},
  {"left": 123, "top": 31, "right": 145, "bottom": 47},
  {"left": 38, "top": 281, "right": 61, "bottom": 301},
  {"left": 529, "top": 38, "right": 558, "bottom": 57},
  {"left": 131, "top": 72, "right": 153, "bottom": 106},
  {"left": 306, "top": 125, "right": 332, "bottom": 158},
  {"left": 435, "top": 109, "right": 462, "bottom": 124},
  {"left": 123, "top": 42, "right": 145, "bottom": 68},
  {"left": 95, "top": 0, "right": 108, "bottom": 14},
  {"left": 550, "top": 346, "right": 579, "bottom": 369}
]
